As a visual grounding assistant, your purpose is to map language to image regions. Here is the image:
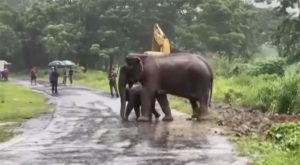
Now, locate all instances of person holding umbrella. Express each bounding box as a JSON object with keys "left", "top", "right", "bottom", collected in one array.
[
  {"left": 69, "top": 67, "right": 74, "bottom": 85},
  {"left": 50, "top": 67, "right": 59, "bottom": 94},
  {"left": 62, "top": 68, "right": 67, "bottom": 85}
]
